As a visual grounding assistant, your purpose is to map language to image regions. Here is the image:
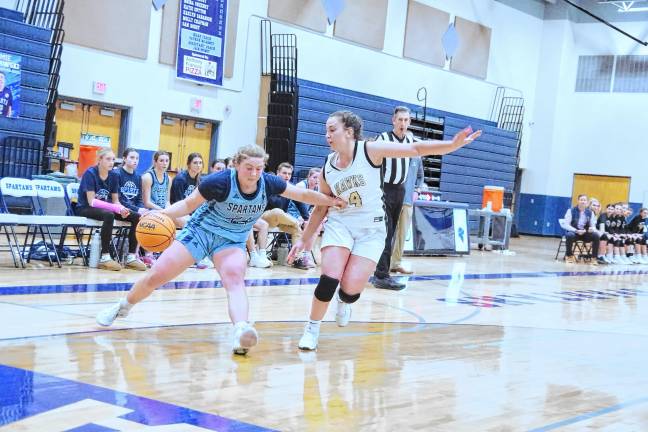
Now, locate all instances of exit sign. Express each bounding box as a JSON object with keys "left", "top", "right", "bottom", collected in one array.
[{"left": 93, "top": 81, "right": 107, "bottom": 95}]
